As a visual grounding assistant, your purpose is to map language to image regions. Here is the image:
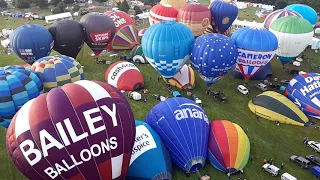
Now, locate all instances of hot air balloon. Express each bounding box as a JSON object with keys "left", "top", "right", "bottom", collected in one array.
[
  {"left": 142, "top": 21, "right": 194, "bottom": 79},
  {"left": 149, "top": 4, "right": 178, "bottom": 26},
  {"left": 80, "top": 12, "right": 116, "bottom": 56},
  {"left": 231, "top": 27, "right": 278, "bottom": 81},
  {"left": 249, "top": 91, "right": 310, "bottom": 126},
  {"left": 160, "top": 0, "right": 186, "bottom": 9},
  {"left": 232, "top": 62, "right": 272, "bottom": 80},
  {"left": 209, "top": 1, "right": 238, "bottom": 34},
  {"left": 263, "top": 9, "right": 302, "bottom": 30},
  {"left": 127, "top": 120, "right": 173, "bottom": 180},
  {"left": 105, "top": 61, "right": 144, "bottom": 91},
  {"left": 0, "top": 66, "right": 43, "bottom": 128},
  {"left": 208, "top": 120, "right": 250, "bottom": 174},
  {"left": 177, "top": 3, "right": 211, "bottom": 37},
  {"left": 203, "top": 24, "right": 232, "bottom": 36},
  {"left": 10, "top": 24, "right": 54, "bottom": 65},
  {"left": 285, "top": 72, "right": 320, "bottom": 119},
  {"left": 48, "top": 20, "right": 85, "bottom": 59},
  {"left": 269, "top": 16, "right": 314, "bottom": 65},
  {"left": 165, "top": 64, "right": 195, "bottom": 90},
  {"left": 105, "top": 10, "right": 139, "bottom": 50},
  {"left": 31, "top": 55, "right": 84, "bottom": 92},
  {"left": 191, "top": 33, "right": 238, "bottom": 86},
  {"left": 285, "top": 4, "right": 317, "bottom": 26},
  {"left": 145, "top": 97, "right": 209, "bottom": 173},
  {"left": 6, "top": 80, "right": 136, "bottom": 180}
]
